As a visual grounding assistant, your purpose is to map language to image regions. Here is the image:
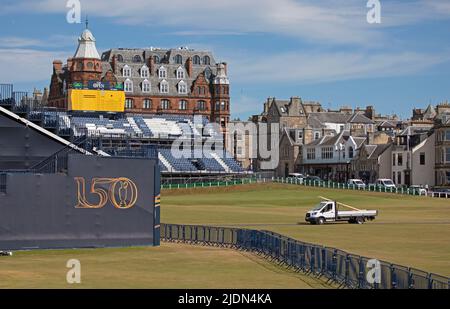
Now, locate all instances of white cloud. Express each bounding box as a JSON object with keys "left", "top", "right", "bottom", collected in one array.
[
  {"left": 227, "top": 50, "right": 450, "bottom": 84},
  {"left": 0, "top": 35, "right": 77, "bottom": 48},
  {"left": 8, "top": 0, "right": 449, "bottom": 46},
  {"left": 0, "top": 48, "right": 70, "bottom": 83}
]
